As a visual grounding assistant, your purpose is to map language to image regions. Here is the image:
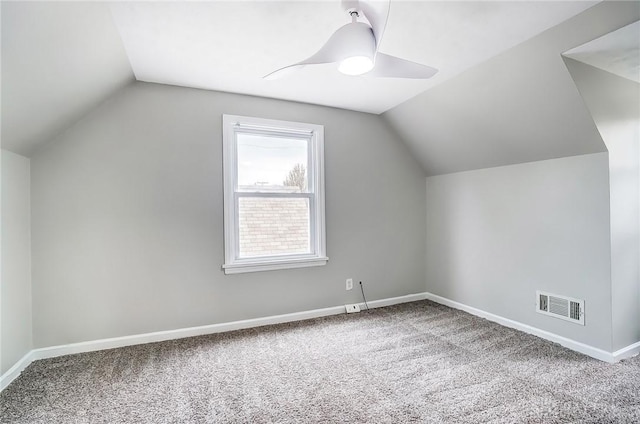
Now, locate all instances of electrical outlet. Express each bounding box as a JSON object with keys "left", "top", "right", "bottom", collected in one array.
[
  {"left": 345, "top": 304, "right": 361, "bottom": 314},
  {"left": 346, "top": 278, "right": 353, "bottom": 290}
]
